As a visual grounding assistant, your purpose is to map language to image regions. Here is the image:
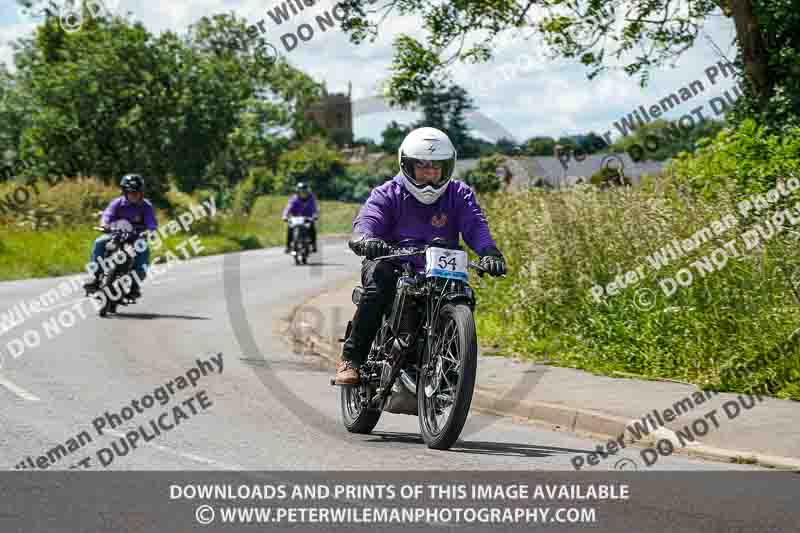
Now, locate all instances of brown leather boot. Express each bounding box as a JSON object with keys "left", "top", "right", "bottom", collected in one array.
[{"left": 335, "top": 360, "right": 360, "bottom": 385}]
